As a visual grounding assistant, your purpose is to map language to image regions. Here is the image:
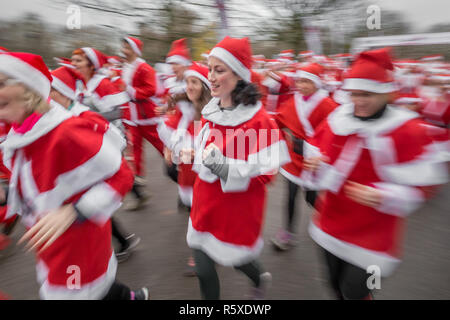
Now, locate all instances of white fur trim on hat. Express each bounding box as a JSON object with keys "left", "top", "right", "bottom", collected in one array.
[
  {"left": 184, "top": 70, "right": 211, "bottom": 89},
  {"left": 81, "top": 47, "right": 100, "bottom": 70},
  {"left": 166, "top": 55, "right": 191, "bottom": 66},
  {"left": 209, "top": 47, "right": 251, "bottom": 83},
  {"left": 124, "top": 38, "right": 141, "bottom": 56},
  {"left": 295, "top": 70, "right": 322, "bottom": 88},
  {"left": 394, "top": 97, "right": 423, "bottom": 105},
  {"left": 342, "top": 78, "right": 397, "bottom": 93},
  {"left": 51, "top": 77, "right": 75, "bottom": 100},
  {"left": 0, "top": 54, "right": 50, "bottom": 99}
]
